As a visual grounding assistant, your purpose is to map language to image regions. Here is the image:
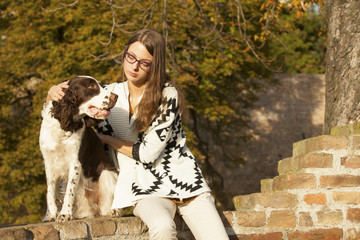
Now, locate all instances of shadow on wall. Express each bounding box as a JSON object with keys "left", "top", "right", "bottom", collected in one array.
[{"left": 223, "top": 73, "right": 325, "bottom": 204}]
